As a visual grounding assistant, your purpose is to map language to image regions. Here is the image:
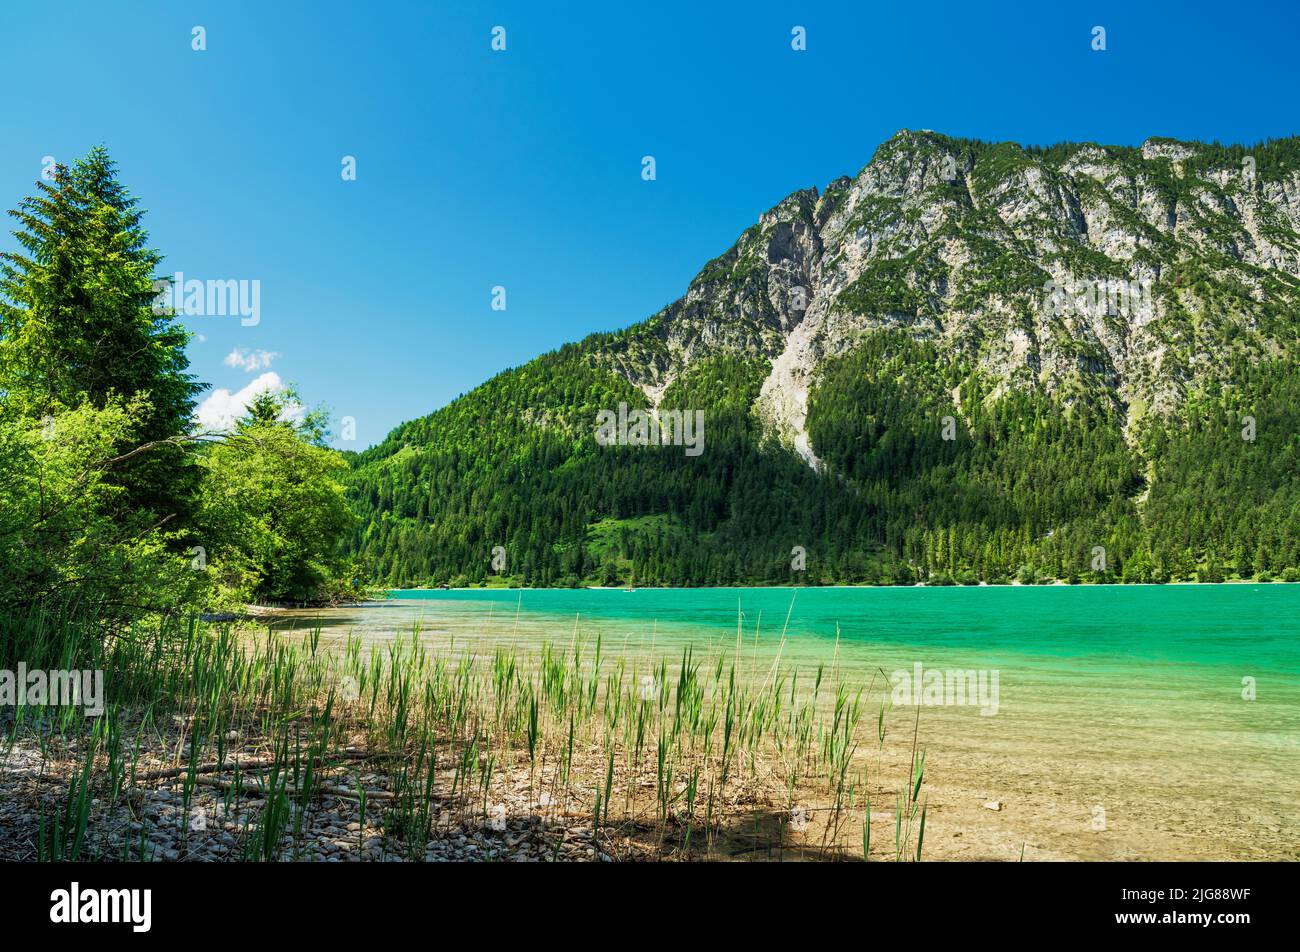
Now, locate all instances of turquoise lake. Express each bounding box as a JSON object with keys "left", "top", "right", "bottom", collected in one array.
[
  {"left": 277, "top": 584, "right": 1300, "bottom": 859},
  {"left": 386, "top": 583, "right": 1300, "bottom": 670}
]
